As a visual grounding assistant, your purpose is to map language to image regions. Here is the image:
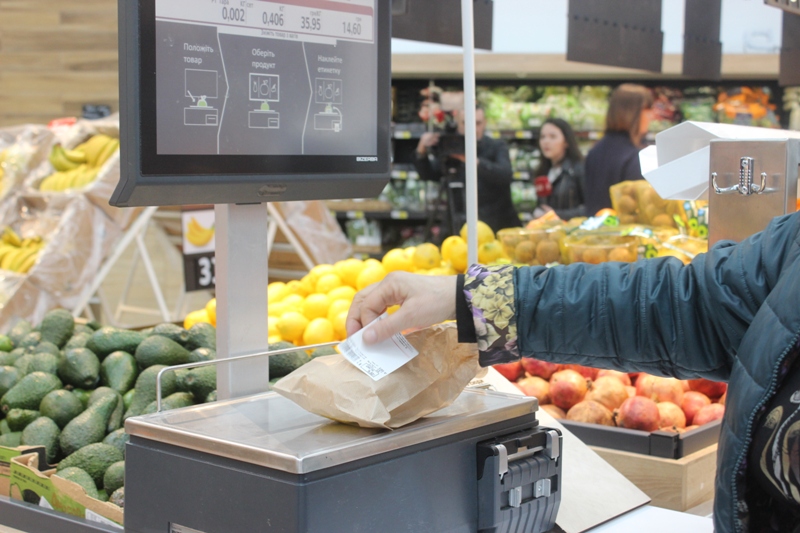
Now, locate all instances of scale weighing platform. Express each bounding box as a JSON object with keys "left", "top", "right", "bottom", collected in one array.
[{"left": 124, "top": 389, "right": 561, "bottom": 533}]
